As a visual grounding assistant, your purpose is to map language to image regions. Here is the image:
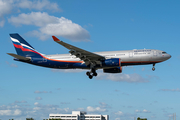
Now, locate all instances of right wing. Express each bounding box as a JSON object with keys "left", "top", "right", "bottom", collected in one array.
[{"left": 52, "top": 36, "right": 105, "bottom": 65}]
